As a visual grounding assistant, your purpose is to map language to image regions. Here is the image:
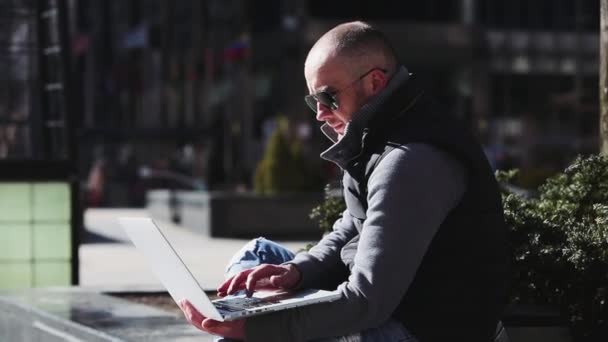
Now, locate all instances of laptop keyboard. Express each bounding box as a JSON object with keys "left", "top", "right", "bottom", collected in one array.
[{"left": 213, "top": 296, "right": 280, "bottom": 312}]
